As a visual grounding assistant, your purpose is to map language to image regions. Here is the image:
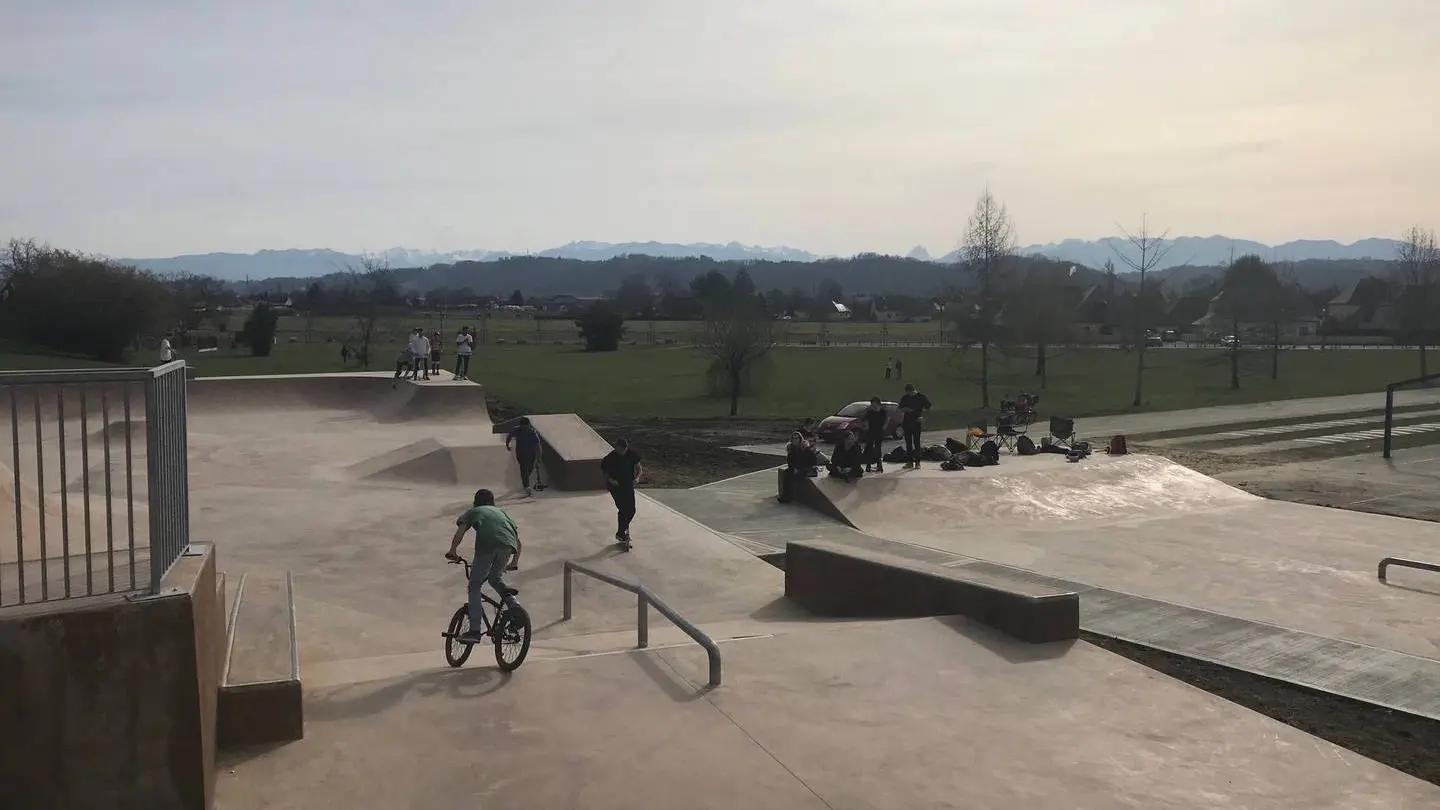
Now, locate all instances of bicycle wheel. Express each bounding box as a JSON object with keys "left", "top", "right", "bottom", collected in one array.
[
  {"left": 444, "top": 605, "right": 475, "bottom": 668},
  {"left": 493, "top": 604, "right": 532, "bottom": 672}
]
